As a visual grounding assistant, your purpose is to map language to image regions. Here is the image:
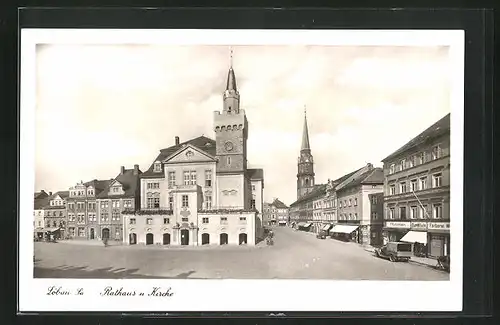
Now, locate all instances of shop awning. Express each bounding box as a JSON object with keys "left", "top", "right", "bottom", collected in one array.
[
  {"left": 300, "top": 222, "right": 312, "bottom": 228},
  {"left": 331, "top": 225, "right": 359, "bottom": 234},
  {"left": 400, "top": 231, "right": 427, "bottom": 244},
  {"left": 43, "top": 227, "right": 60, "bottom": 233},
  {"left": 322, "top": 224, "right": 333, "bottom": 231}
]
